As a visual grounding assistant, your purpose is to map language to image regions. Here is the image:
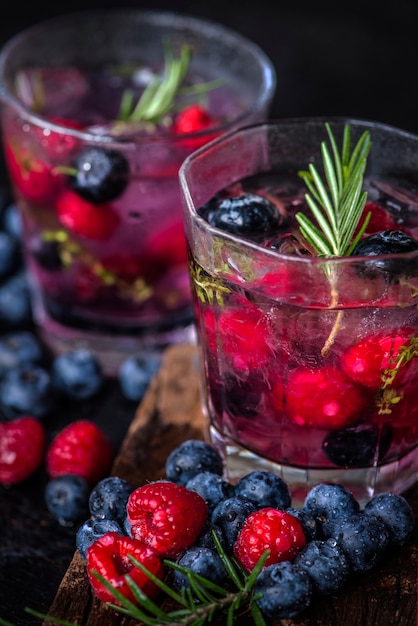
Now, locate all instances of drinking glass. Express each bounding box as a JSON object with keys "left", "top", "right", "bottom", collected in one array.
[
  {"left": 0, "top": 9, "right": 276, "bottom": 374},
  {"left": 179, "top": 117, "right": 418, "bottom": 505}
]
